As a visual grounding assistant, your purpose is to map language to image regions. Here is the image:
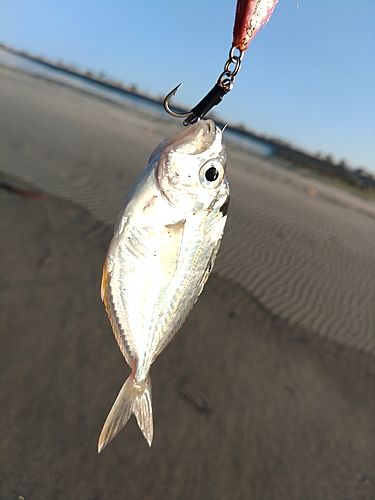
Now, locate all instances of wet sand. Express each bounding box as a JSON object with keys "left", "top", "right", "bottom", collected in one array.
[{"left": 1, "top": 65, "right": 375, "bottom": 499}]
